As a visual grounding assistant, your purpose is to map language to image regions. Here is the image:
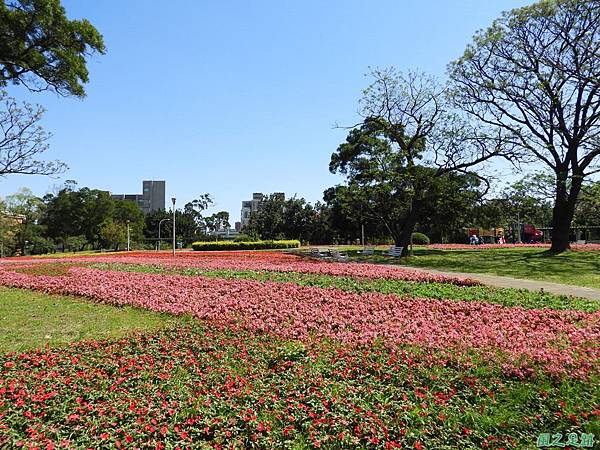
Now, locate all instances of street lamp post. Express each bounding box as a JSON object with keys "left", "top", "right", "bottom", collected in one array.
[
  {"left": 126, "top": 220, "right": 130, "bottom": 251},
  {"left": 171, "top": 197, "right": 176, "bottom": 256},
  {"left": 361, "top": 223, "right": 365, "bottom": 247},
  {"left": 158, "top": 218, "right": 171, "bottom": 251}
]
